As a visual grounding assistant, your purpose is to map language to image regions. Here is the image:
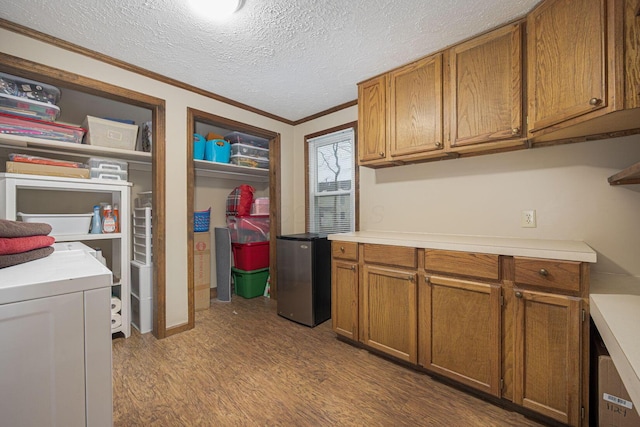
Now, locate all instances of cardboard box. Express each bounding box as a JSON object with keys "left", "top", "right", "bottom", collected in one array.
[
  {"left": 597, "top": 342, "right": 640, "bottom": 426},
  {"left": 6, "top": 161, "right": 89, "bottom": 179},
  {"left": 194, "top": 231, "right": 211, "bottom": 311}
]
